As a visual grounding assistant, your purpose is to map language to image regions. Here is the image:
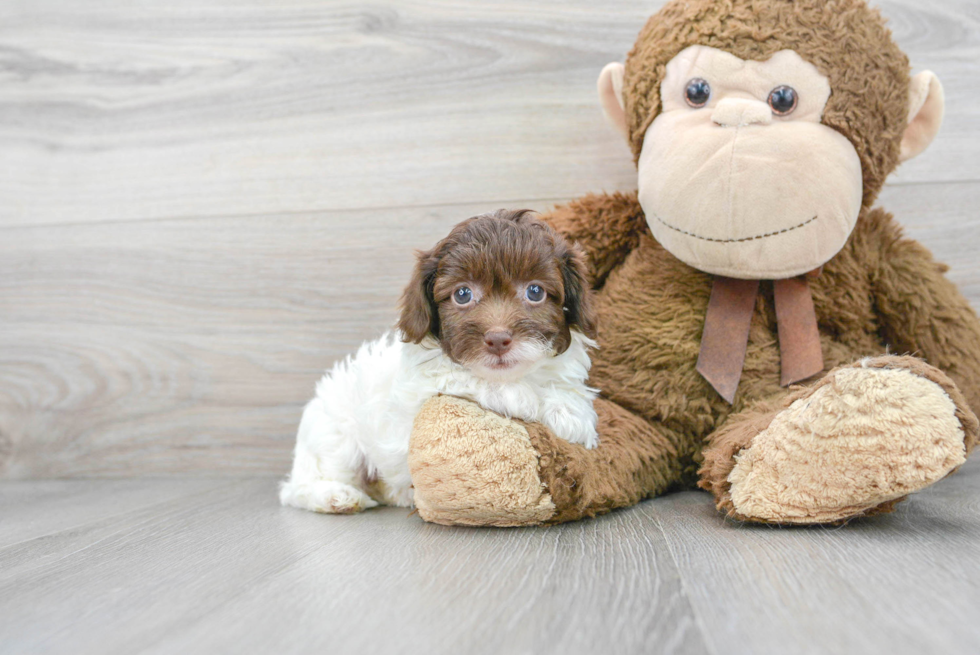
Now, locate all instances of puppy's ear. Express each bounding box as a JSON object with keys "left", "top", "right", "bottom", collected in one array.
[
  {"left": 560, "top": 242, "right": 598, "bottom": 340},
  {"left": 398, "top": 247, "right": 442, "bottom": 343}
]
